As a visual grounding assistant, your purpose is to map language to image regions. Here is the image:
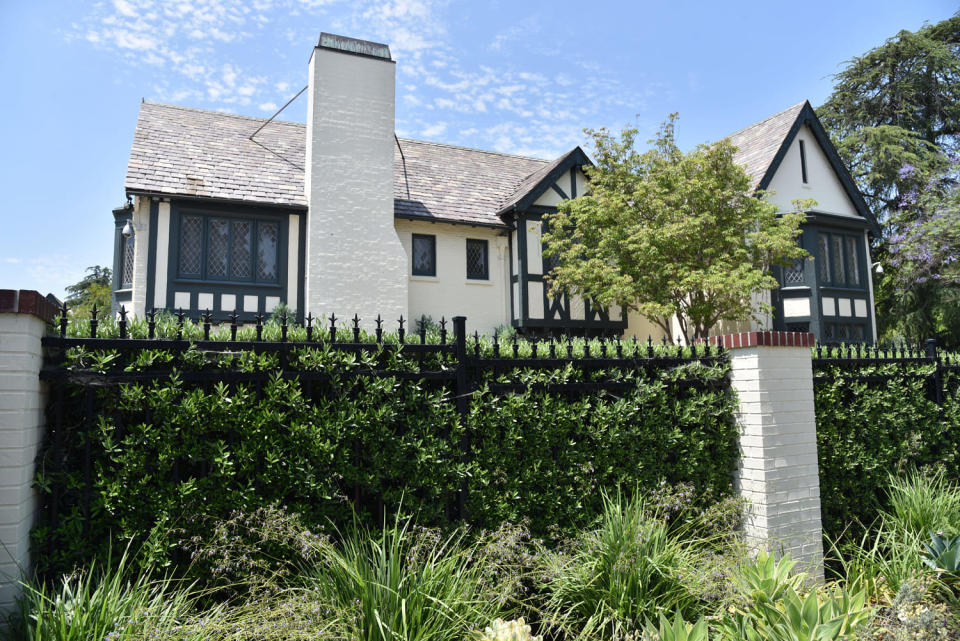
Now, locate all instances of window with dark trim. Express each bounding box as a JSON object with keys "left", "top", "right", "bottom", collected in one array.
[
  {"left": 120, "top": 233, "right": 135, "bottom": 288},
  {"left": 799, "top": 139, "right": 808, "bottom": 184},
  {"left": 412, "top": 234, "right": 436, "bottom": 276},
  {"left": 178, "top": 213, "right": 280, "bottom": 283},
  {"left": 466, "top": 238, "right": 488, "bottom": 280},
  {"left": 816, "top": 231, "right": 863, "bottom": 288}
]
